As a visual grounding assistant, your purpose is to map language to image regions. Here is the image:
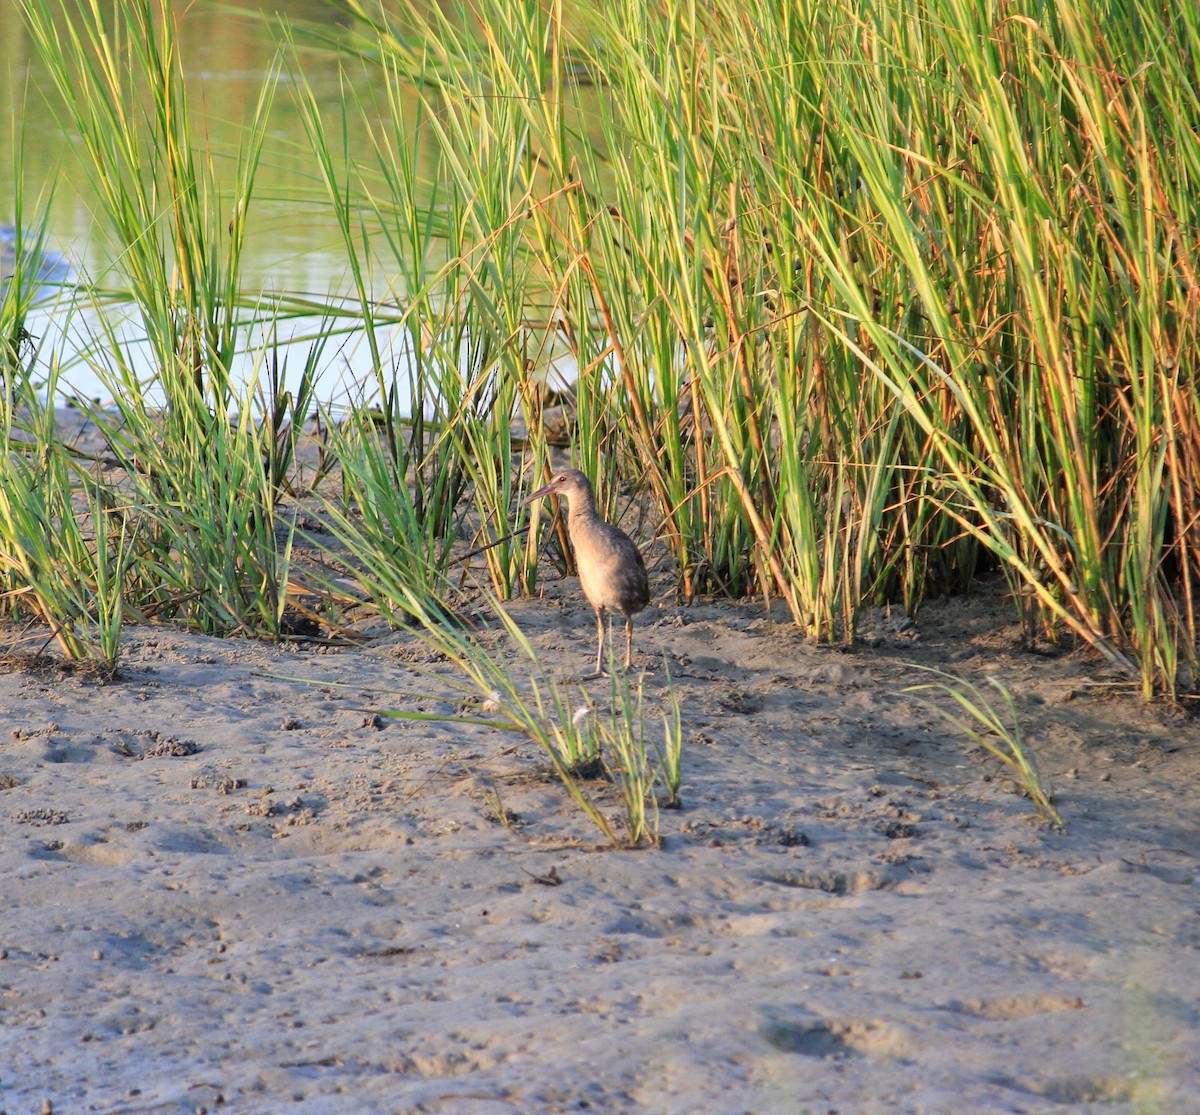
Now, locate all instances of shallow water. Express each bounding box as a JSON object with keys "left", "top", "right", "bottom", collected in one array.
[{"left": 0, "top": 0, "right": 402, "bottom": 407}]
